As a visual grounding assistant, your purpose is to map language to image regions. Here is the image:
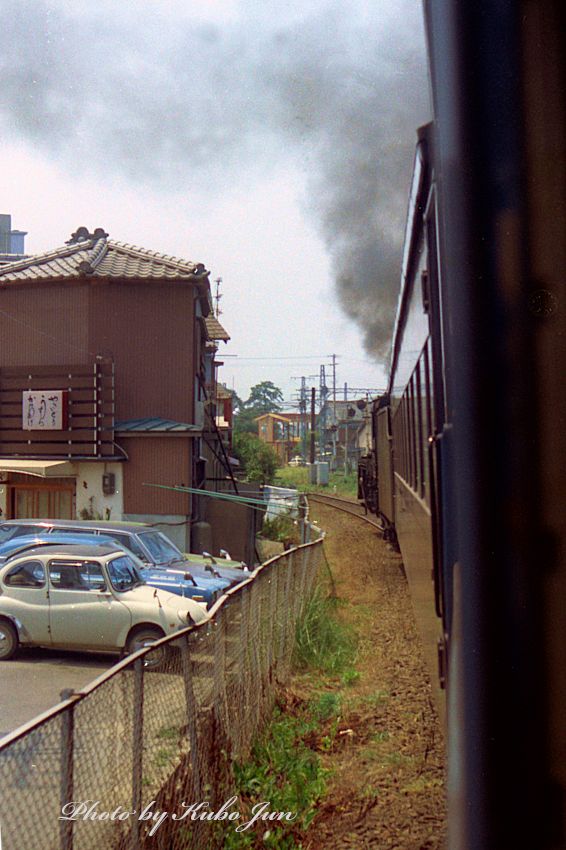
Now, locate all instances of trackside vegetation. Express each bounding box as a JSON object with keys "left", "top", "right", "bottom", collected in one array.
[
  {"left": 275, "top": 466, "right": 358, "bottom": 500},
  {"left": 224, "top": 573, "right": 358, "bottom": 849}
]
